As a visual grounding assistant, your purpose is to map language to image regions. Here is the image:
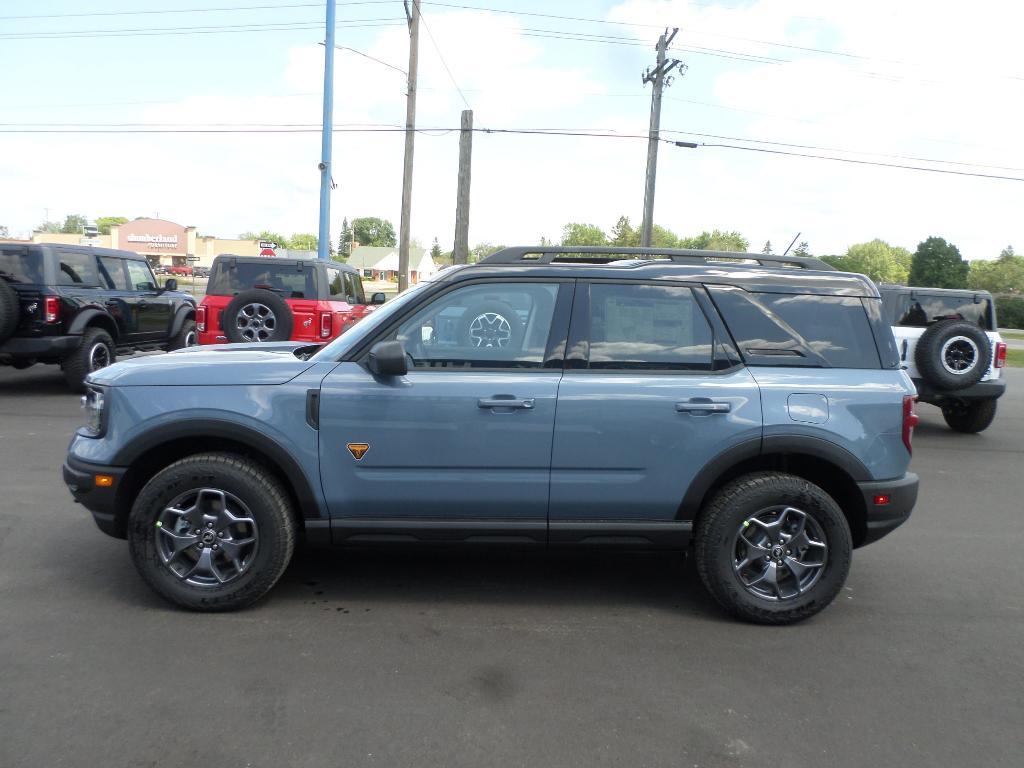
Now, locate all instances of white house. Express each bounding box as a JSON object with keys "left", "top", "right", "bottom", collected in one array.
[{"left": 345, "top": 246, "right": 438, "bottom": 283}]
